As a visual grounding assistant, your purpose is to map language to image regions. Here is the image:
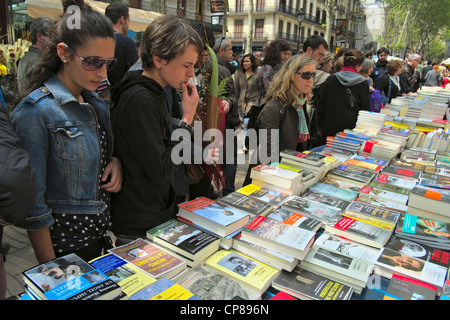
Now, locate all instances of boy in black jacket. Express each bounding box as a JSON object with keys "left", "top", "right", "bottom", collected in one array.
[{"left": 110, "top": 16, "right": 204, "bottom": 244}]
